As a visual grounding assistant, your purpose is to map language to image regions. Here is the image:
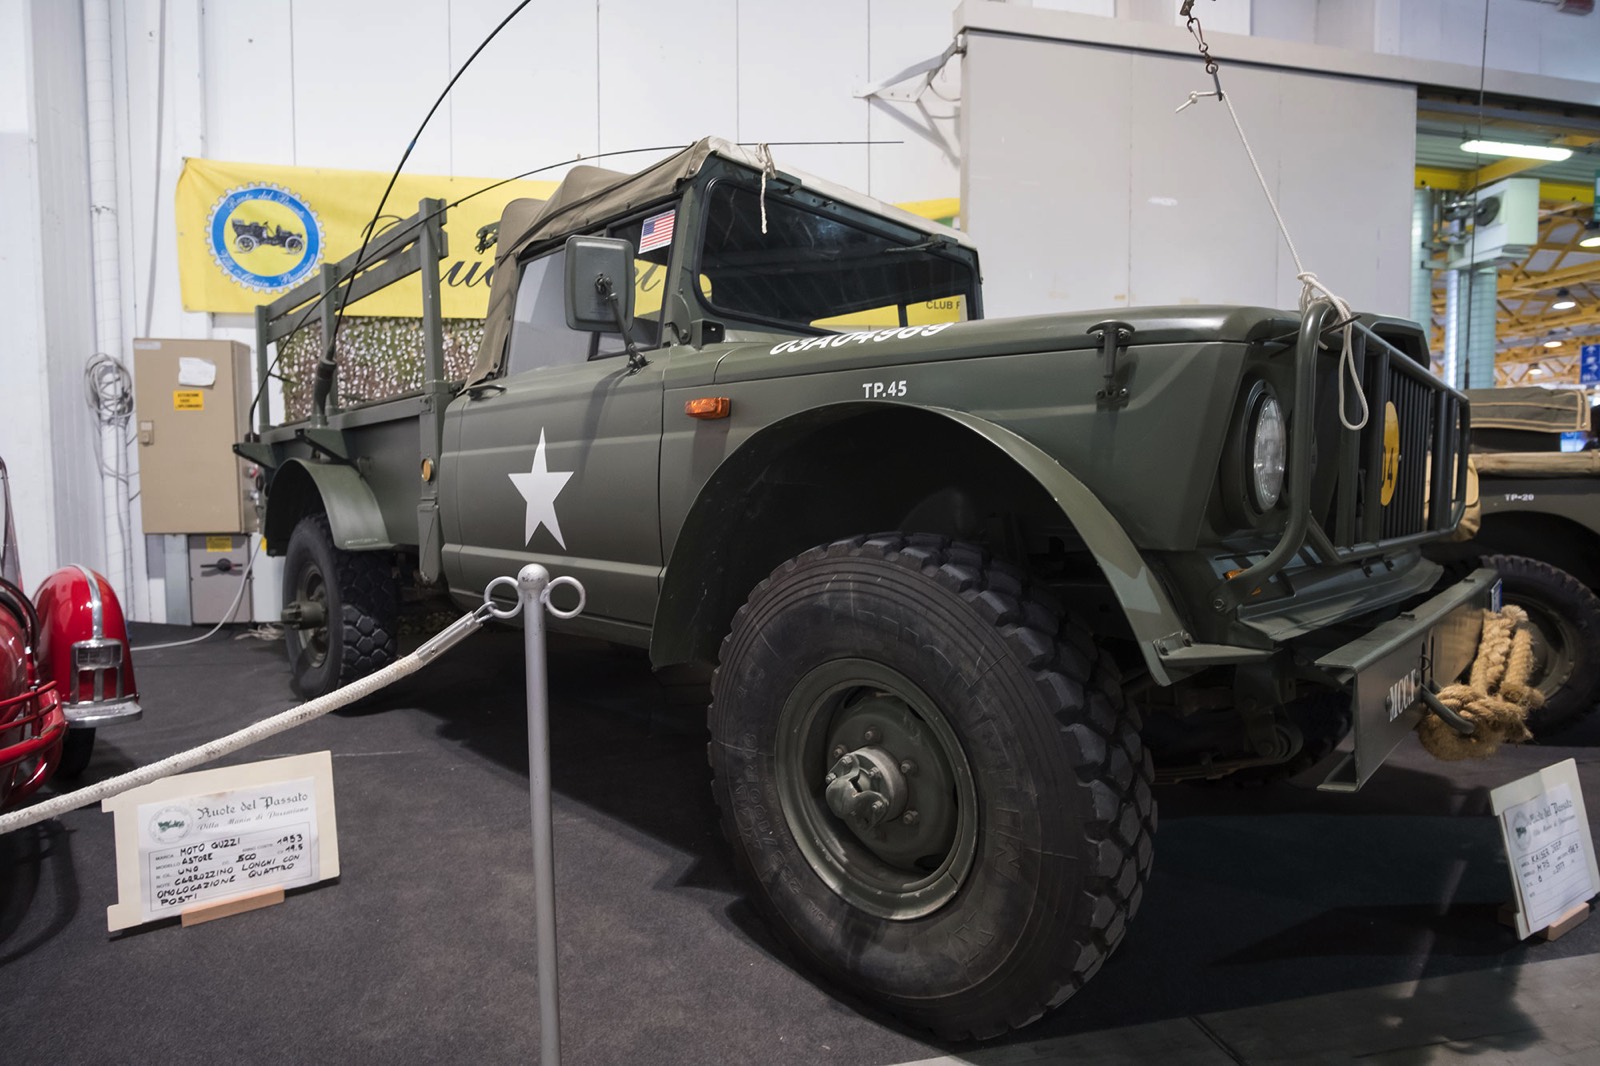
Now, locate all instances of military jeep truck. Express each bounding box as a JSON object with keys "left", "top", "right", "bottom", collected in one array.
[
  {"left": 1426, "top": 385, "right": 1600, "bottom": 732},
  {"left": 238, "top": 138, "right": 1496, "bottom": 1039}
]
